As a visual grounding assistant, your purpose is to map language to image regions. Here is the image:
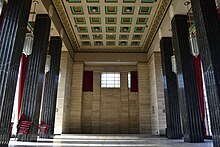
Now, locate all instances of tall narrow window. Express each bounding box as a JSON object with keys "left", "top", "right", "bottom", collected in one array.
[
  {"left": 128, "top": 72, "right": 131, "bottom": 88},
  {"left": 101, "top": 72, "right": 120, "bottom": 88}
]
